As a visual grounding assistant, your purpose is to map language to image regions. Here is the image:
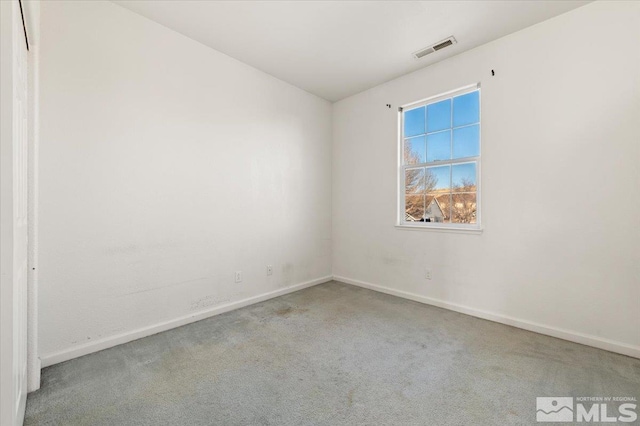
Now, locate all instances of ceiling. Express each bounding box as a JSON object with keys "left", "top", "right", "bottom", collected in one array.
[{"left": 112, "top": 1, "right": 589, "bottom": 102}]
